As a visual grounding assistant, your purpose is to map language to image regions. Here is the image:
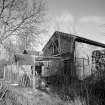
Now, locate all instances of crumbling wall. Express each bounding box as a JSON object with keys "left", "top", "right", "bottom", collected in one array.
[{"left": 75, "top": 42, "right": 104, "bottom": 80}]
